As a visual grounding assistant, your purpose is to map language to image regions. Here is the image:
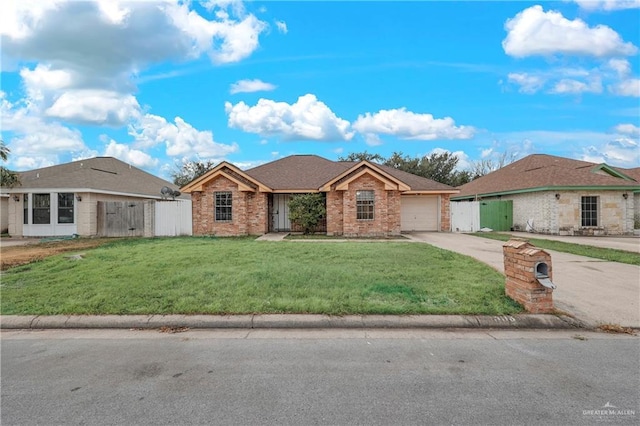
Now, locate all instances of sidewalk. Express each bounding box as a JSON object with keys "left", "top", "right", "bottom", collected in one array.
[{"left": 0, "top": 313, "right": 582, "bottom": 330}]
